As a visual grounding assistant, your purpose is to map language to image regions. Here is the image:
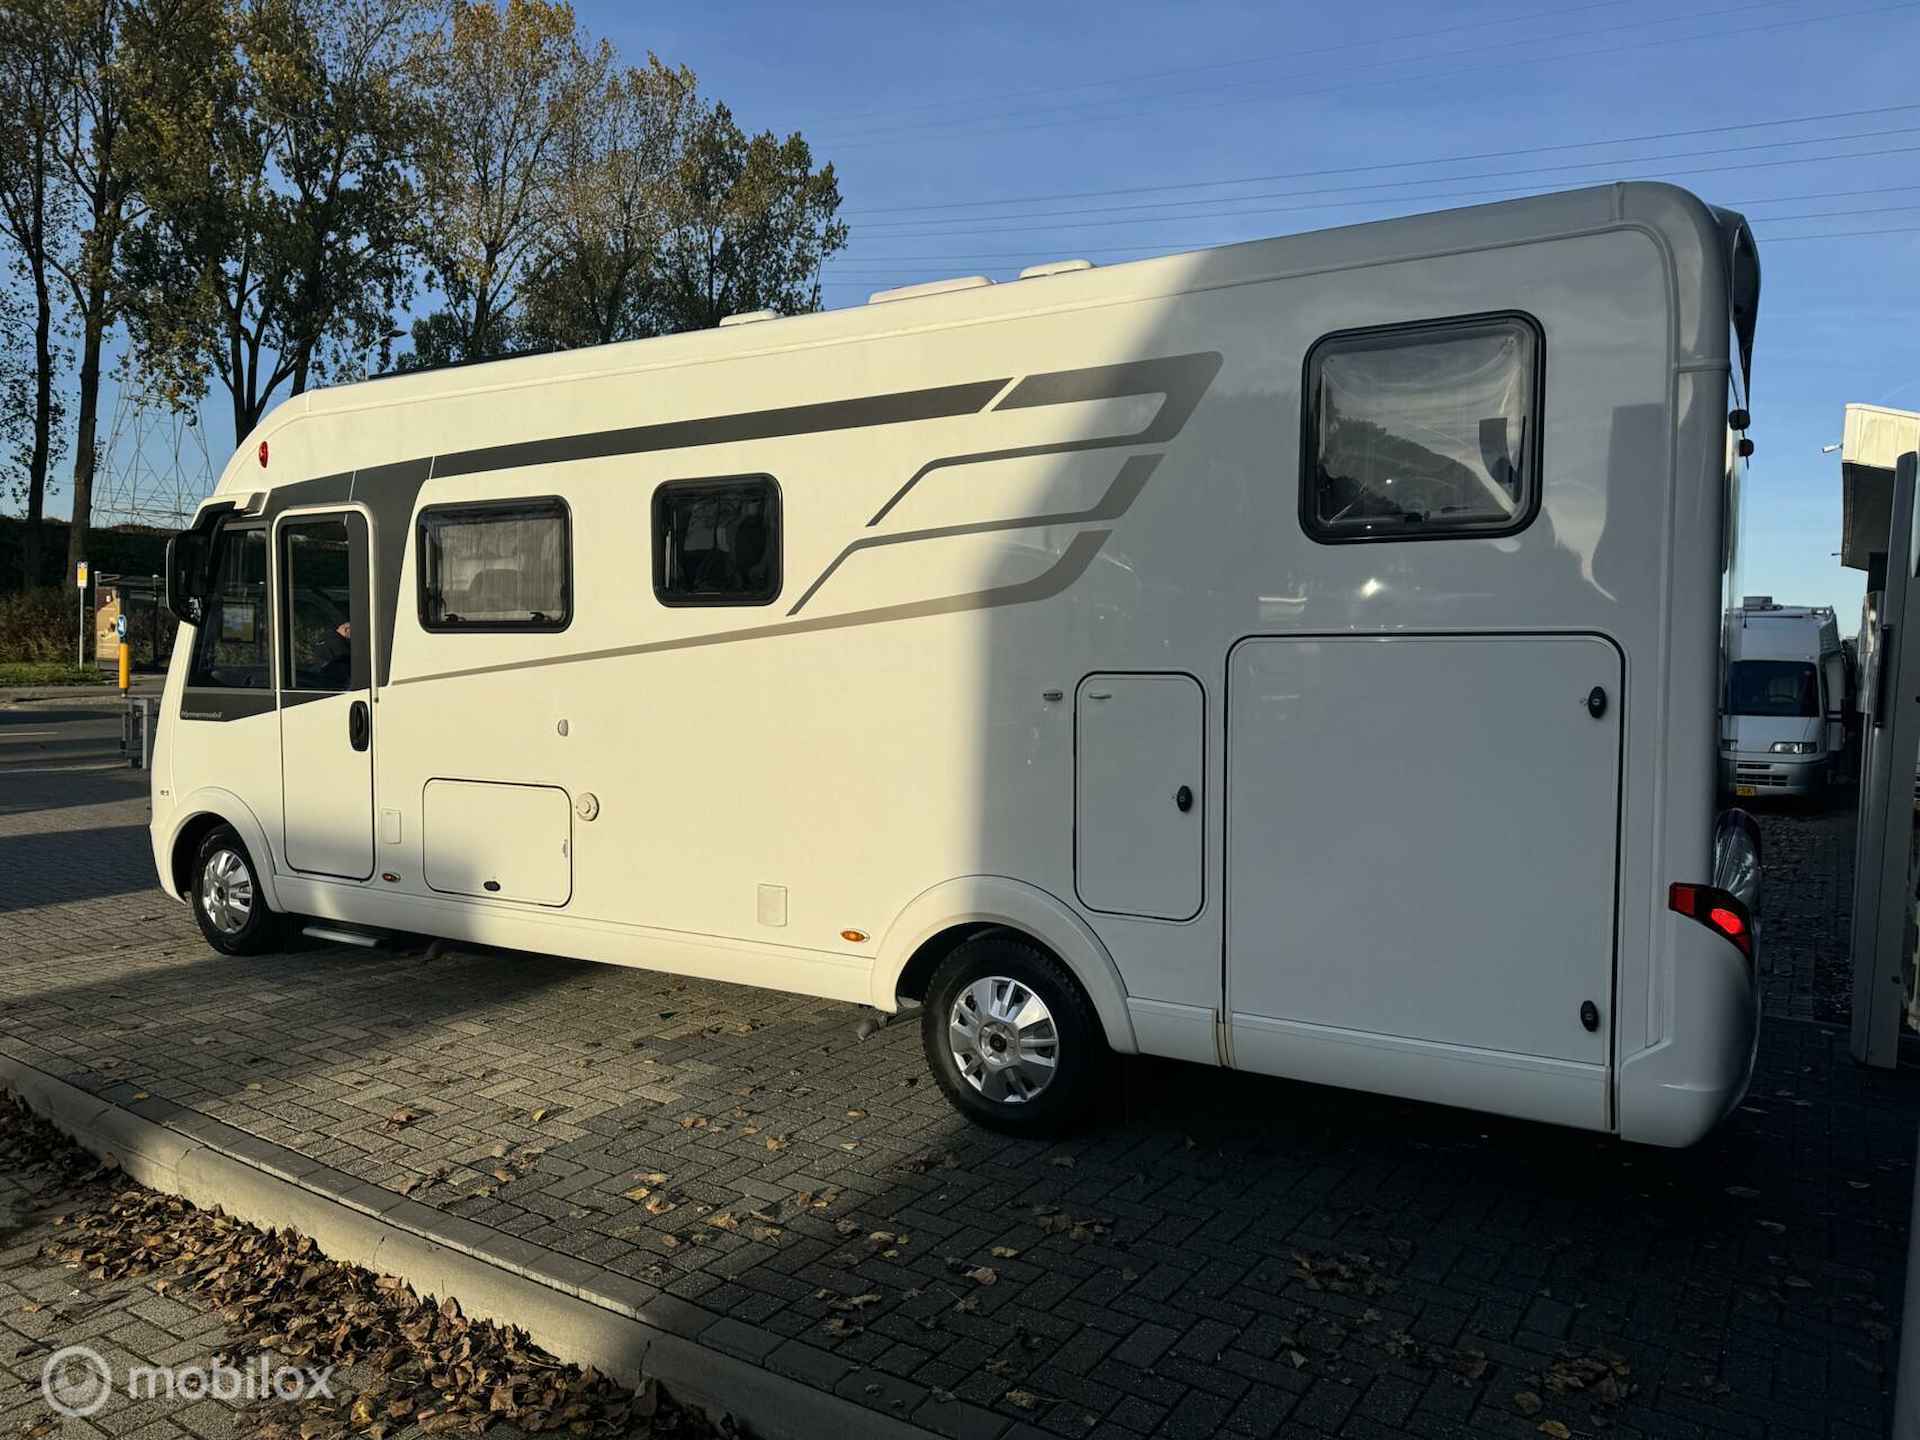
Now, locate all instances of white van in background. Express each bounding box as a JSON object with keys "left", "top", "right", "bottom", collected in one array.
[{"left": 1723, "top": 598, "right": 1846, "bottom": 797}]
